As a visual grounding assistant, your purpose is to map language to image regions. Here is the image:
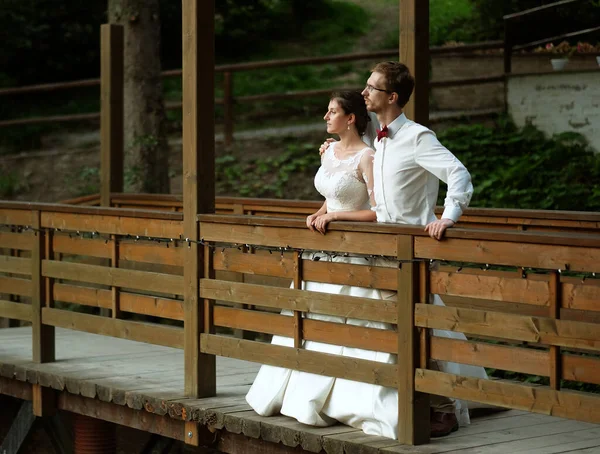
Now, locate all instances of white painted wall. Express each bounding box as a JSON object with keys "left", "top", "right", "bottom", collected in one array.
[{"left": 507, "top": 70, "right": 600, "bottom": 151}]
